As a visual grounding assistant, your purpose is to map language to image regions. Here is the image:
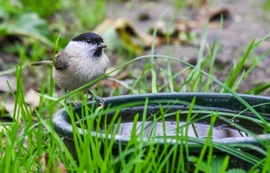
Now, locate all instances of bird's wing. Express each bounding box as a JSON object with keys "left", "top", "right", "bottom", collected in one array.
[{"left": 53, "top": 52, "right": 69, "bottom": 70}]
